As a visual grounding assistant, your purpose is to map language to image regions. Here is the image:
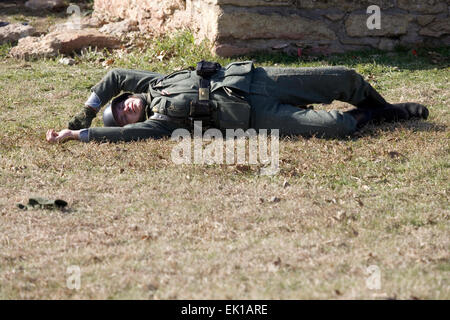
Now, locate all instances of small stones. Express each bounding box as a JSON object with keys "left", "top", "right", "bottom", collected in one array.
[{"left": 58, "top": 57, "right": 75, "bottom": 65}]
